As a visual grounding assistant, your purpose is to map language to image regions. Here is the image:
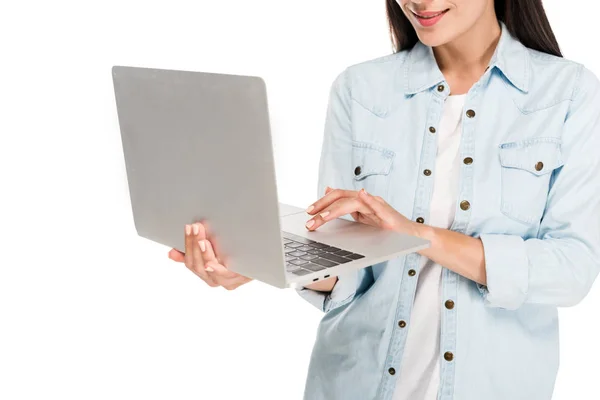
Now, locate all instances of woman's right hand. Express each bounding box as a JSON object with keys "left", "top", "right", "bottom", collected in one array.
[{"left": 168, "top": 223, "right": 253, "bottom": 290}]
